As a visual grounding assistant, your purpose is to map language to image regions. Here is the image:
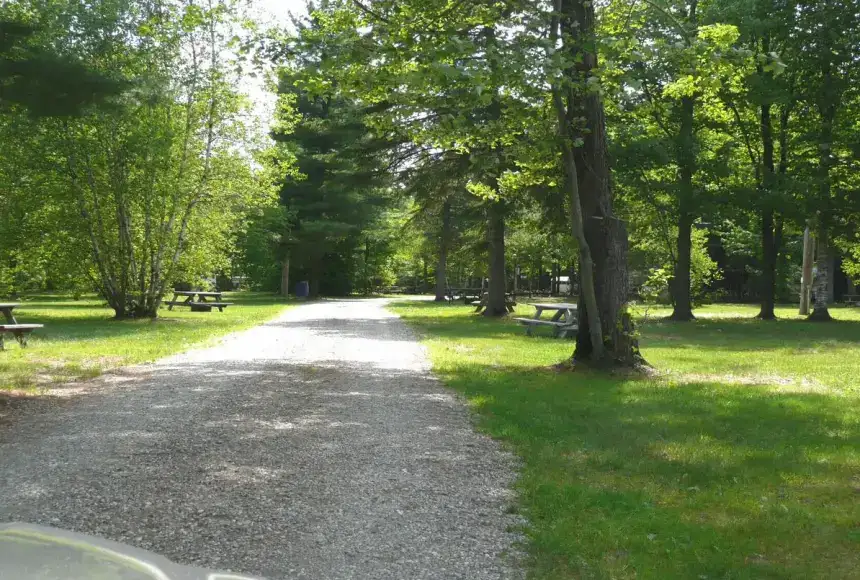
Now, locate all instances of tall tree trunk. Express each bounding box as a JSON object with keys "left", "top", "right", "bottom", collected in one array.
[
  {"left": 799, "top": 225, "right": 813, "bottom": 315},
  {"left": 670, "top": 211, "right": 695, "bottom": 320},
  {"left": 758, "top": 209, "right": 777, "bottom": 319},
  {"left": 809, "top": 228, "right": 833, "bottom": 321},
  {"left": 558, "top": 0, "right": 643, "bottom": 366},
  {"left": 280, "top": 255, "right": 290, "bottom": 297},
  {"left": 757, "top": 99, "right": 777, "bottom": 319},
  {"left": 364, "top": 238, "right": 370, "bottom": 294},
  {"left": 808, "top": 92, "right": 836, "bottom": 321},
  {"left": 568, "top": 262, "right": 577, "bottom": 297},
  {"left": 670, "top": 94, "right": 696, "bottom": 321},
  {"left": 484, "top": 200, "right": 508, "bottom": 317},
  {"left": 434, "top": 199, "right": 451, "bottom": 301}
]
